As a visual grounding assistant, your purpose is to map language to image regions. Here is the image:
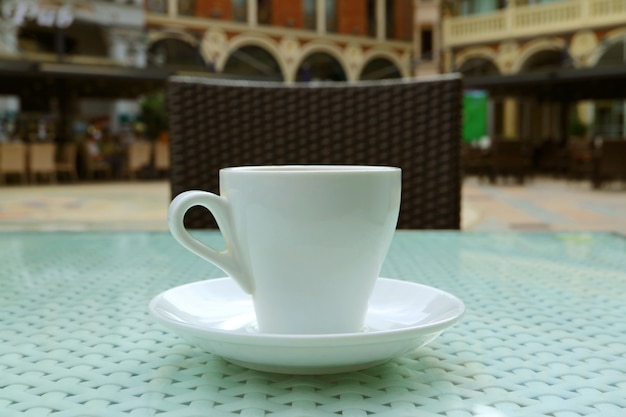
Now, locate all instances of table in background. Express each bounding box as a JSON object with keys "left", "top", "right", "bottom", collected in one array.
[{"left": 1, "top": 231, "right": 625, "bottom": 416}]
